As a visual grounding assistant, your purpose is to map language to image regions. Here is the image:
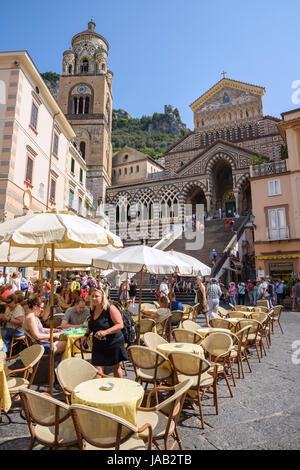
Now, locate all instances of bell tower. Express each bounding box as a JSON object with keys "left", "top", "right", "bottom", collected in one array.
[{"left": 58, "top": 21, "right": 113, "bottom": 206}]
